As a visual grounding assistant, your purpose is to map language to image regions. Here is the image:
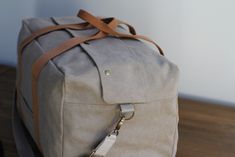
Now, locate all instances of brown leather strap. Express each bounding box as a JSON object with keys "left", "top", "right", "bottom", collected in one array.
[
  {"left": 16, "top": 22, "right": 93, "bottom": 147},
  {"left": 17, "top": 20, "right": 91, "bottom": 152},
  {"left": 18, "top": 10, "right": 164, "bottom": 153},
  {"left": 19, "top": 23, "right": 87, "bottom": 56},
  {"left": 18, "top": 16, "right": 135, "bottom": 152},
  {"left": 19, "top": 17, "right": 136, "bottom": 56},
  {"left": 17, "top": 22, "right": 88, "bottom": 97},
  {"left": 17, "top": 16, "right": 137, "bottom": 99},
  {"left": 17, "top": 17, "right": 136, "bottom": 99},
  {"left": 31, "top": 19, "right": 119, "bottom": 152},
  {"left": 78, "top": 9, "right": 164, "bottom": 56}
]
